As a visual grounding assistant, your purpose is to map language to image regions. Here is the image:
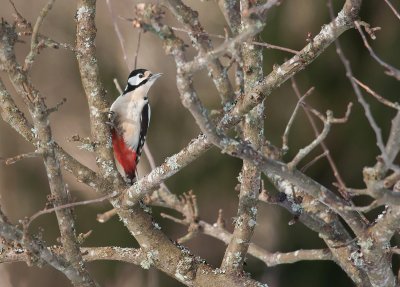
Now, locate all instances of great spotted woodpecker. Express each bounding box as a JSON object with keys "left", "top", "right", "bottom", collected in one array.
[{"left": 109, "top": 69, "right": 162, "bottom": 184}]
